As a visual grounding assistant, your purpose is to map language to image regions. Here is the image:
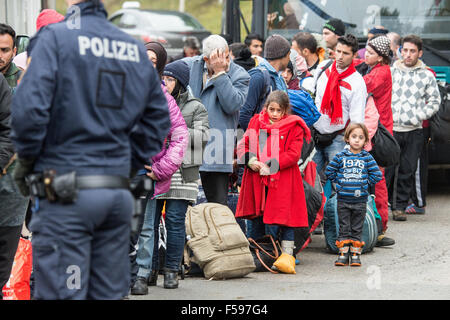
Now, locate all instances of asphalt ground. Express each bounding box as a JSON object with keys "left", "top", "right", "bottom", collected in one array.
[{"left": 129, "top": 169, "right": 450, "bottom": 301}]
